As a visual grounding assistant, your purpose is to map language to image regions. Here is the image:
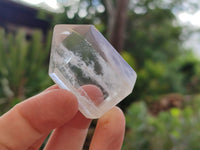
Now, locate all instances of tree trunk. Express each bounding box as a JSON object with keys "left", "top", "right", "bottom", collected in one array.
[{"left": 105, "top": 0, "right": 130, "bottom": 53}]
